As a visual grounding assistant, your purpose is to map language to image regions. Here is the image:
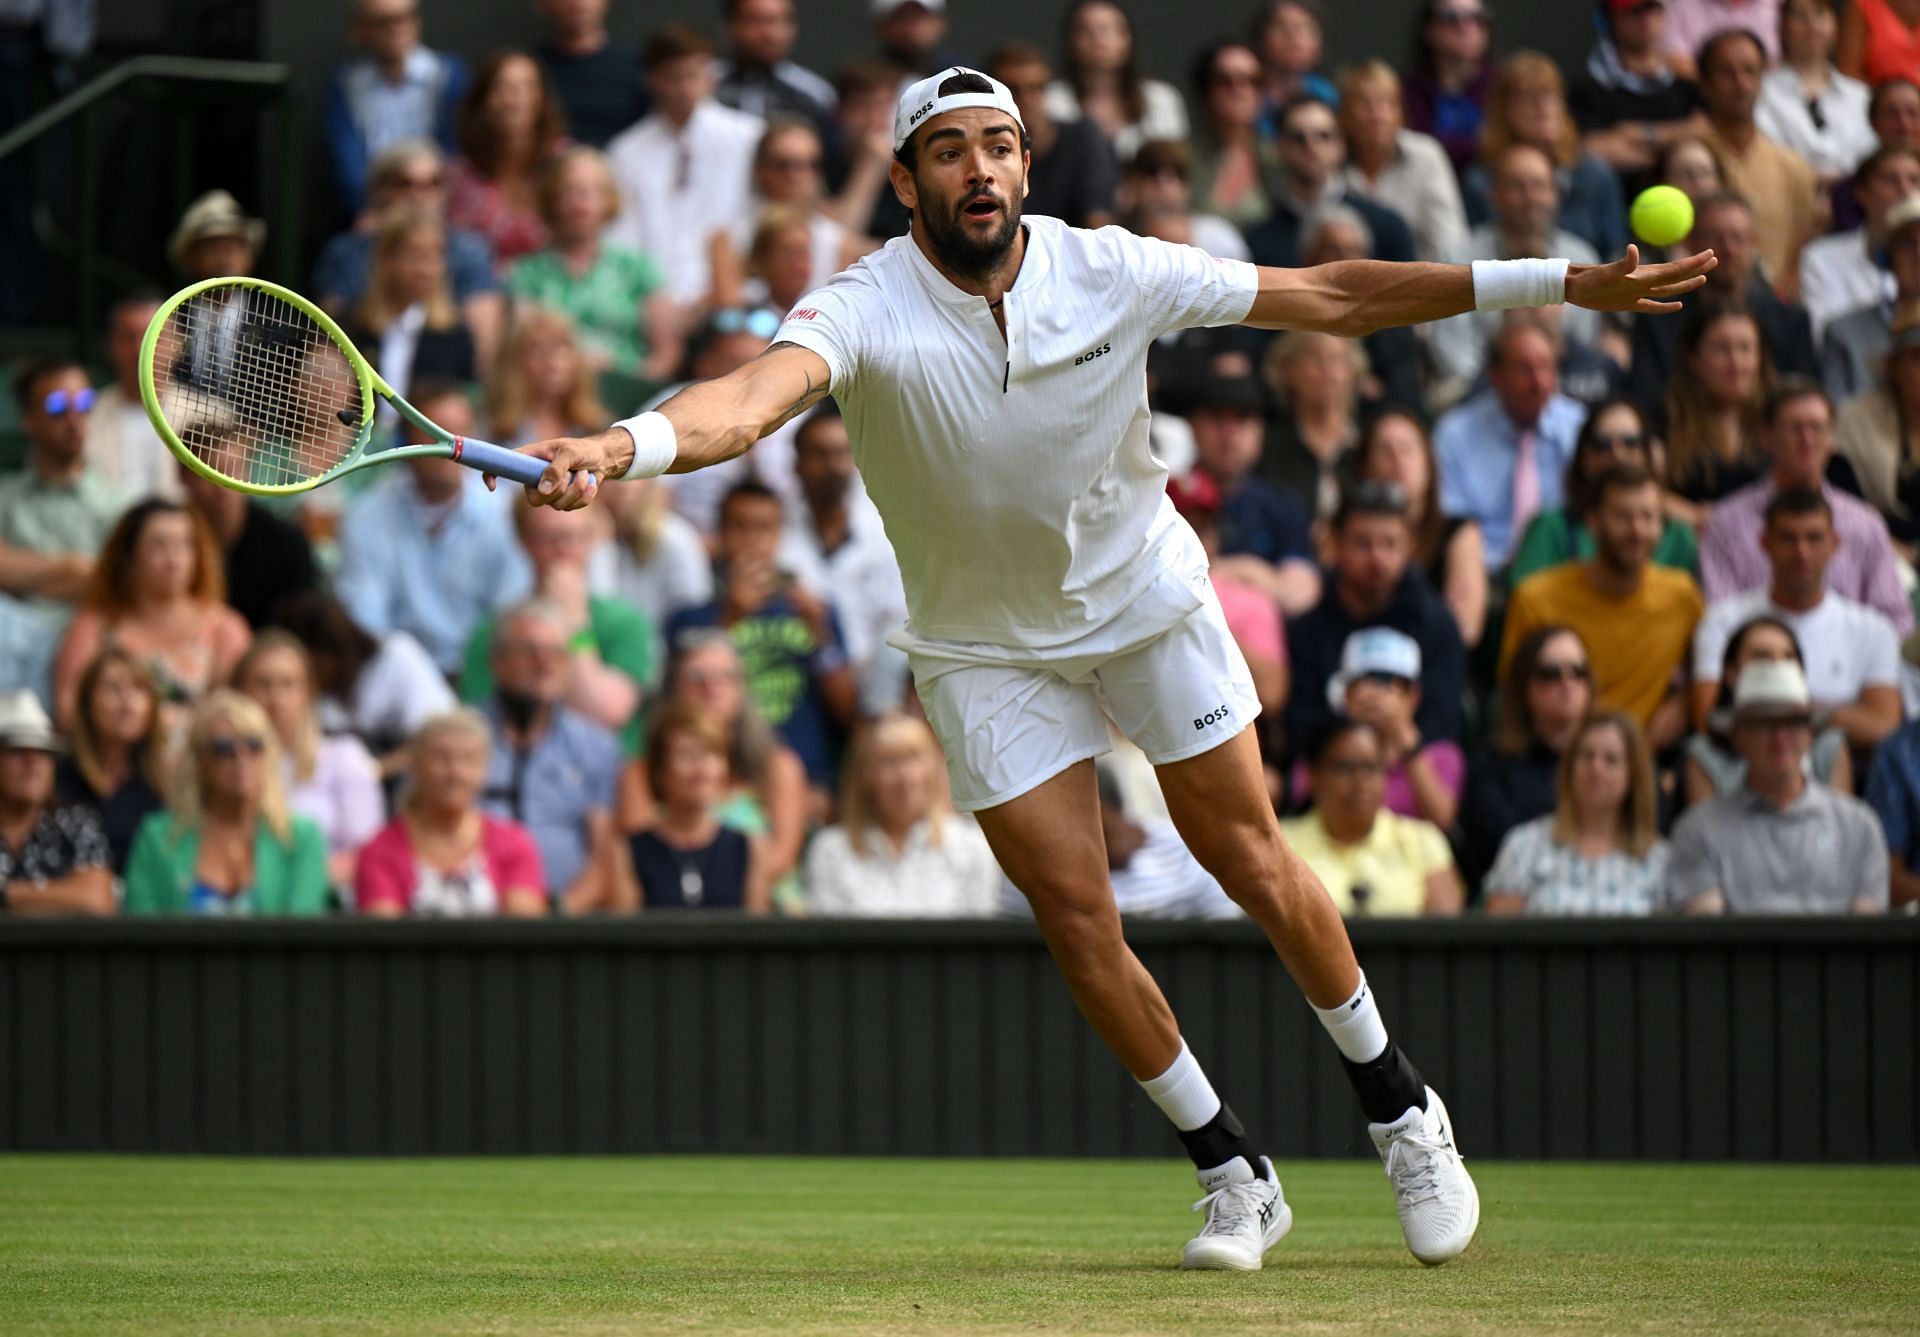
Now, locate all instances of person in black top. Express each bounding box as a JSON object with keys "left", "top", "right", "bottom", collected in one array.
[
  {"left": 716, "top": 0, "right": 836, "bottom": 137},
  {"left": 1569, "top": 0, "right": 1708, "bottom": 190},
  {"left": 1, "top": 688, "right": 113, "bottom": 915},
  {"left": 989, "top": 43, "right": 1119, "bottom": 229},
  {"left": 1245, "top": 96, "right": 1417, "bottom": 270},
  {"left": 53, "top": 645, "right": 167, "bottom": 876},
  {"left": 534, "top": 0, "right": 646, "bottom": 147},
  {"left": 618, "top": 708, "right": 765, "bottom": 911},
  {"left": 176, "top": 464, "right": 319, "bottom": 631}
]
